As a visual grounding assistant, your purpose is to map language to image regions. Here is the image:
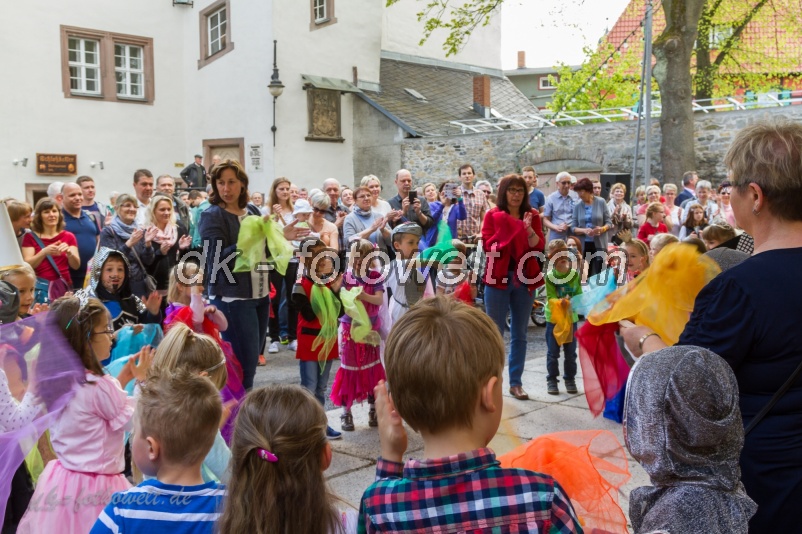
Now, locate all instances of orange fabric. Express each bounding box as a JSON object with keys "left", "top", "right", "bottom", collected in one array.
[
  {"left": 588, "top": 243, "right": 720, "bottom": 344},
  {"left": 499, "top": 430, "right": 631, "bottom": 534}
]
